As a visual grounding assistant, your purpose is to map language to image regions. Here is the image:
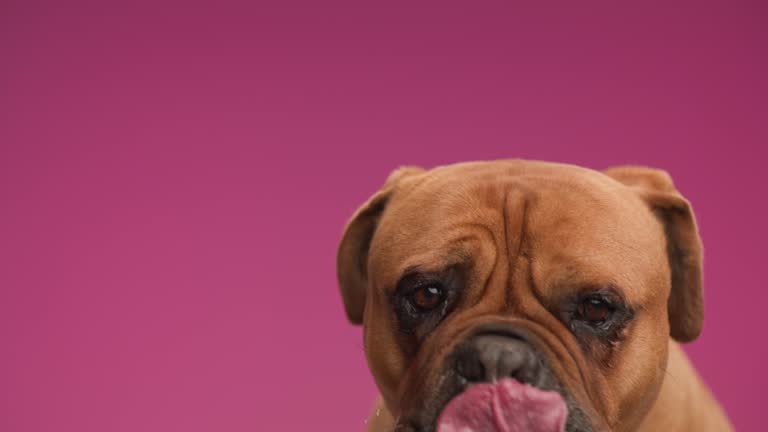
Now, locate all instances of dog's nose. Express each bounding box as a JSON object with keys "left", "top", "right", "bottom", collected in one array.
[{"left": 454, "top": 334, "right": 542, "bottom": 385}]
